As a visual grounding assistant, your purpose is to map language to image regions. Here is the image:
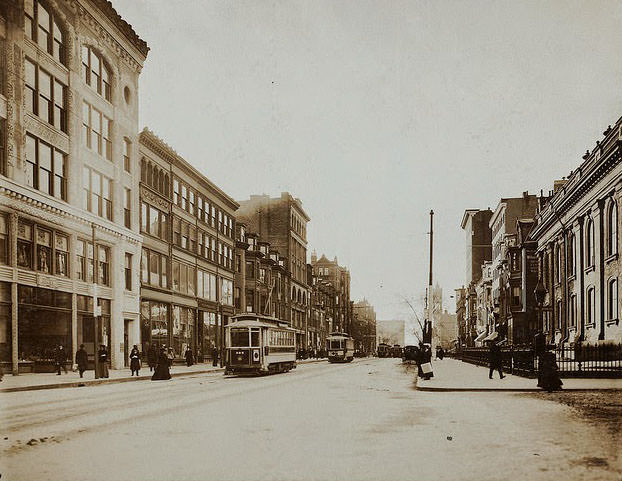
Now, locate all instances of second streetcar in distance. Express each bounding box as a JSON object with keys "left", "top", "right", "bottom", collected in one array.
[{"left": 326, "top": 332, "right": 355, "bottom": 363}]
